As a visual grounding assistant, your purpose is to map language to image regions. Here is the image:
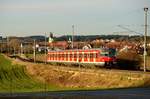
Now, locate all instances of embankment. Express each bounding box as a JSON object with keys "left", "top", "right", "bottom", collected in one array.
[{"left": 12, "top": 56, "right": 150, "bottom": 90}]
